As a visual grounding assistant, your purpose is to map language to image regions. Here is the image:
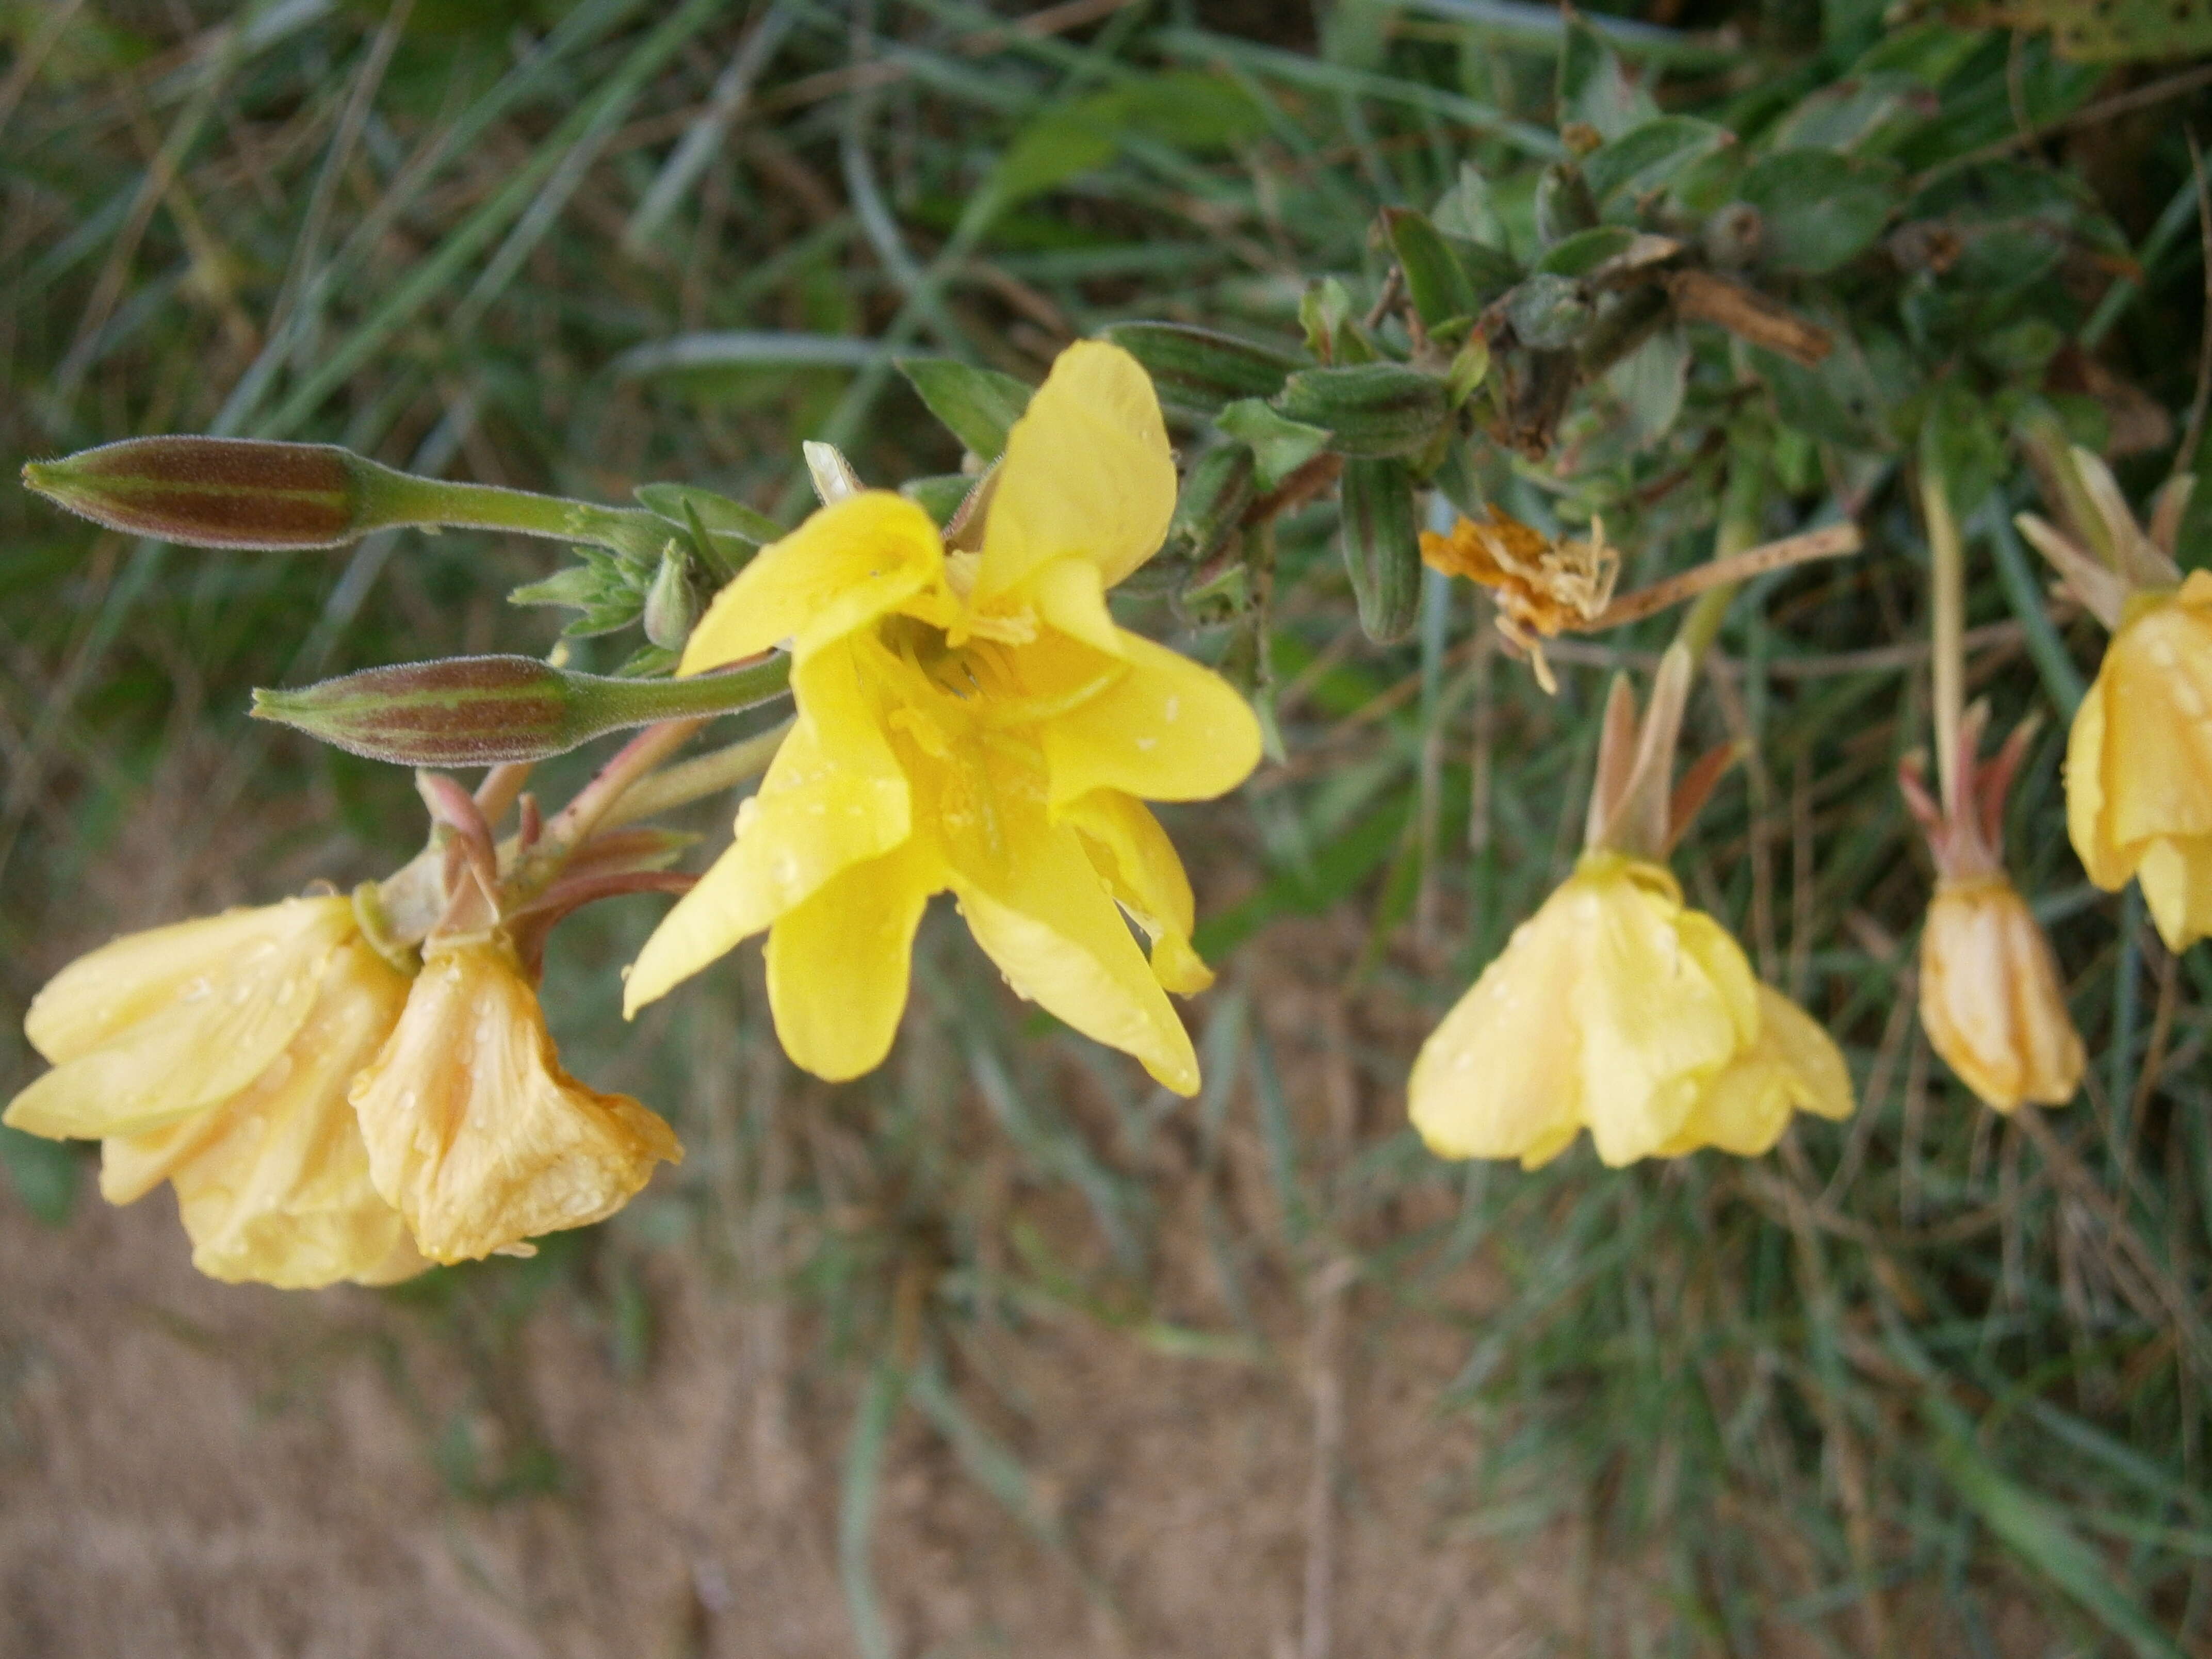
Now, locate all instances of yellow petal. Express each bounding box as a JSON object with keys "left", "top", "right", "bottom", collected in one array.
[
  {"left": 626, "top": 637, "right": 912, "bottom": 1015},
  {"left": 101, "top": 941, "right": 422, "bottom": 1288},
  {"left": 2134, "top": 837, "right": 2212, "bottom": 954},
  {"left": 1059, "top": 789, "right": 1213, "bottom": 994},
  {"left": 1039, "top": 627, "right": 1262, "bottom": 809},
  {"left": 941, "top": 747, "right": 1199, "bottom": 1095},
  {"left": 1663, "top": 987, "right": 1854, "bottom": 1157},
  {"left": 976, "top": 340, "right": 1177, "bottom": 602},
  {"left": 8, "top": 897, "right": 357, "bottom": 1141},
  {"left": 1570, "top": 866, "right": 1750, "bottom": 1167},
  {"left": 1408, "top": 882, "right": 1585, "bottom": 1164},
  {"left": 2064, "top": 670, "right": 2123, "bottom": 888},
  {"left": 765, "top": 836, "right": 940, "bottom": 1082},
  {"left": 679, "top": 491, "right": 947, "bottom": 672},
  {"left": 2099, "top": 596, "right": 2212, "bottom": 860},
  {"left": 353, "top": 941, "right": 681, "bottom": 1263}
]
